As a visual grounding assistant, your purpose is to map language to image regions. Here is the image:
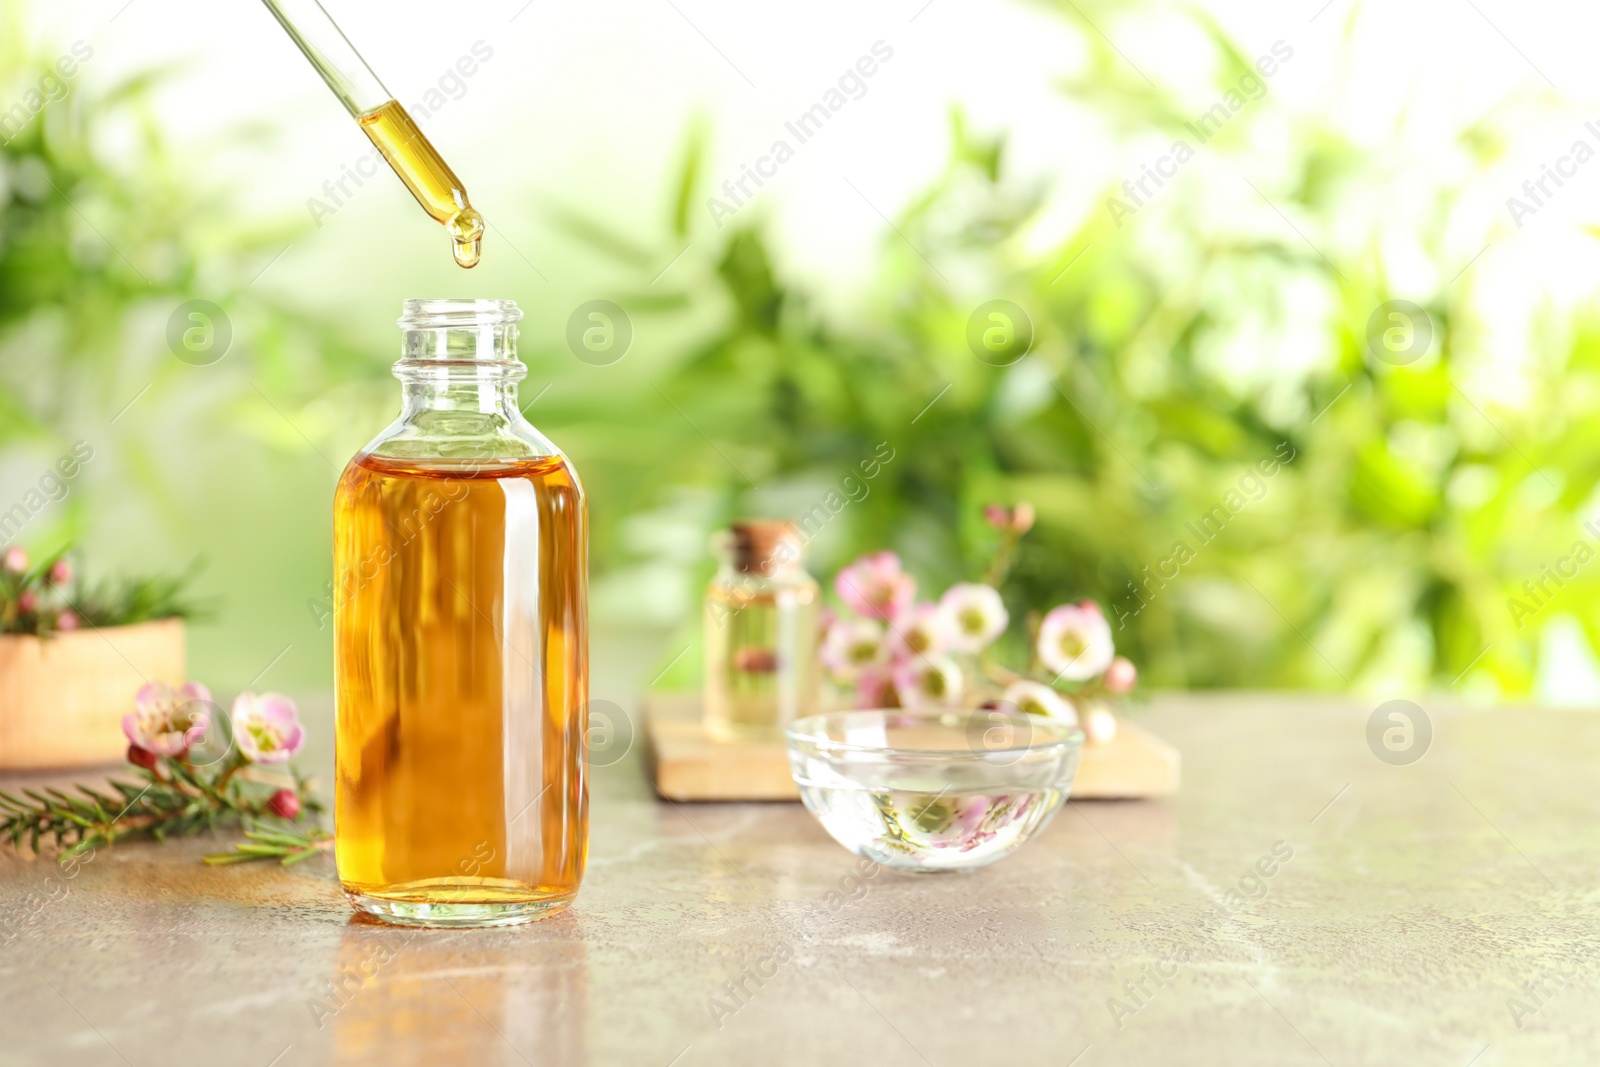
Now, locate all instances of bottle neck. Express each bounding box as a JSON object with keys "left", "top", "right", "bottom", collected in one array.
[
  {"left": 395, "top": 323, "right": 524, "bottom": 419},
  {"left": 399, "top": 372, "right": 520, "bottom": 417},
  {"left": 717, "top": 560, "right": 810, "bottom": 592}
]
